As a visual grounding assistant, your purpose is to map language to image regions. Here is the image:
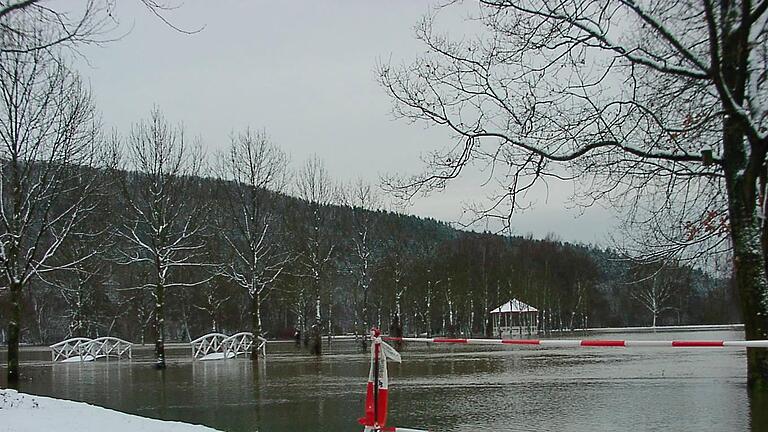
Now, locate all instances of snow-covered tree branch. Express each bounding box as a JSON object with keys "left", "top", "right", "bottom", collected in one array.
[
  {"left": 378, "top": 0, "right": 768, "bottom": 391},
  {"left": 293, "top": 155, "right": 337, "bottom": 355},
  {"left": 215, "top": 128, "right": 291, "bottom": 358},
  {"left": 114, "top": 108, "right": 211, "bottom": 369},
  {"left": 0, "top": 44, "right": 103, "bottom": 388},
  {"left": 339, "top": 179, "right": 383, "bottom": 346}
]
